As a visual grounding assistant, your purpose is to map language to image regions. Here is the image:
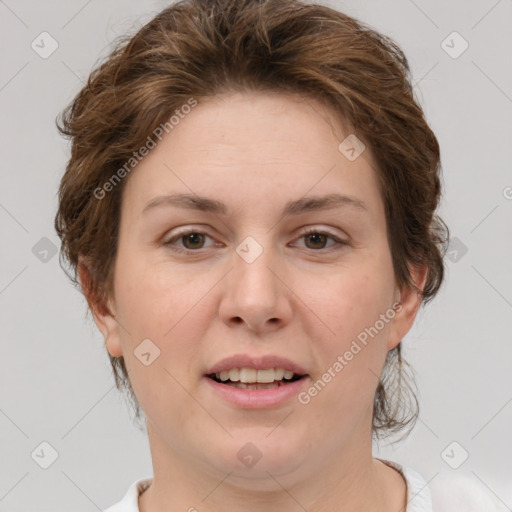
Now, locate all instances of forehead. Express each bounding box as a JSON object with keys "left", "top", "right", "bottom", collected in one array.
[
  {"left": 166, "top": 90, "right": 361, "bottom": 161},
  {"left": 121, "top": 91, "right": 382, "bottom": 219}
]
